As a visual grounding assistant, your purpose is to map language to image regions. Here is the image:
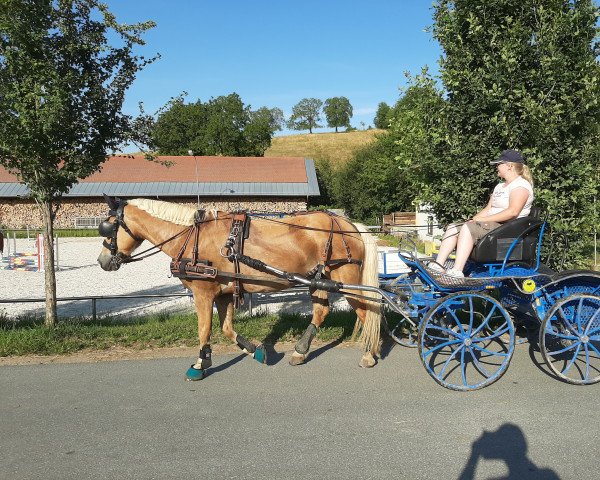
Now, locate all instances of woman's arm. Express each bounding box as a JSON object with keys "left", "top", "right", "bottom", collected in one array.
[
  {"left": 476, "top": 187, "right": 529, "bottom": 223},
  {"left": 471, "top": 198, "right": 492, "bottom": 221}
]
